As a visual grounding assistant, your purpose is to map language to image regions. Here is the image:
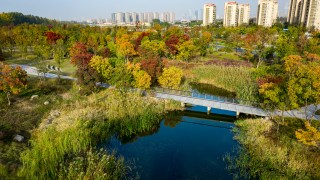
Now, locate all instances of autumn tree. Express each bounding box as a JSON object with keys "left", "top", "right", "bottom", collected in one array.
[
  {"left": 132, "top": 70, "right": 151, "bottom": 89},
  {"left": 258, "top": 55, "right": 320, "bottom": 122},
  {"left": 295, "top": 122, "right": 320, "bottom": 149},
  {"left": 89, "top": 55, "right": 113, "bottom": 81},
  {"left": 70, "top": 43, "right": 101, "bottom": 94},
  {"left": 165, "top": 35, "right": 180, "bottom": 56},
  {"left": 176, "top": 40, "right": 198, "bottom": 63},
  {"left": 116, "top": 34, "right": 136, "bottom": 62},
  {"left": 197, "top": 31, "right": 212, "bottom": 57},
  {"left": 0, "top": 64, "right": 27, "bottom": 105},
  {"left": 158, "top": 66, "right": 183, "bottom": 89},
  {"left": 45, "top": 31, "right": 62, "bottom": 45},
  {"left": 140, "top": 58, "right": 164, "bottom": 84},
  {"left": 139, "top": 38, "right": 167, "bottom": 58}
]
